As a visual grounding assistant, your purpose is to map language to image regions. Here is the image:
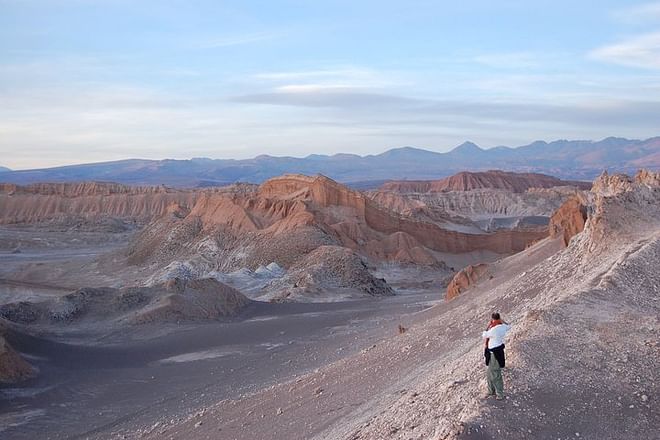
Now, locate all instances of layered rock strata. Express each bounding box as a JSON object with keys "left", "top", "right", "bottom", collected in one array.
[{"left": 381, "top": 170, "right": 591, "bottom": 193}]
